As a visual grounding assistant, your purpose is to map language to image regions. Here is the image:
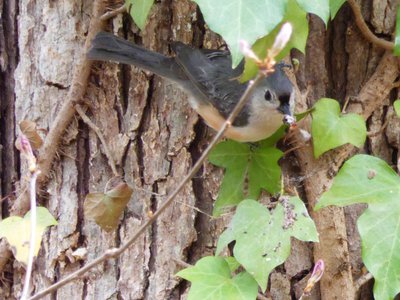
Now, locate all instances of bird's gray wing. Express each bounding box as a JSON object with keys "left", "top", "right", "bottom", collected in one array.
[{"left": 171, "top": 42, "right": 250, "bottom": 126}]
